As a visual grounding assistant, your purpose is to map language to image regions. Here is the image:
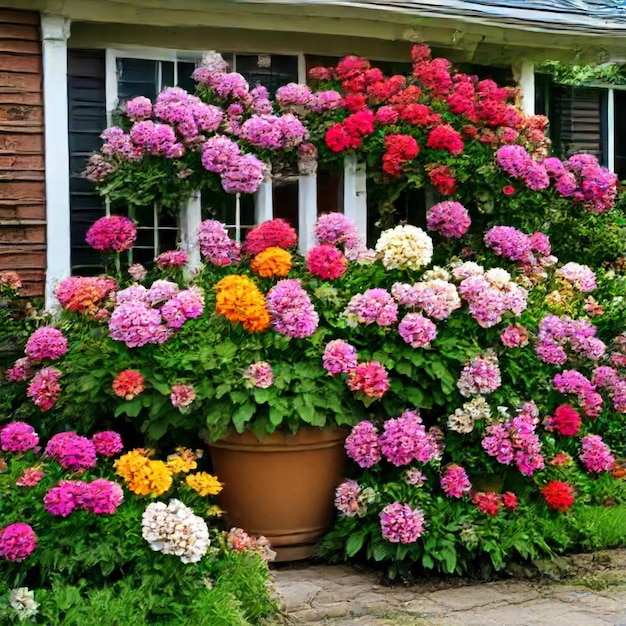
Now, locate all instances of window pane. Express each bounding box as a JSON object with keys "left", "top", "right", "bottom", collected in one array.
[
  {"left": 117, "top": 58, "right": 158, "bottom": 103},
  {"left": 161, "top": 60, "right": 175, "bottom": 90},
  {"left": 236, "top": 54, "right": 298, "bottom": 97},
  {"left": 178, "top": 61, "right": 198, "bottom": 94}
]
